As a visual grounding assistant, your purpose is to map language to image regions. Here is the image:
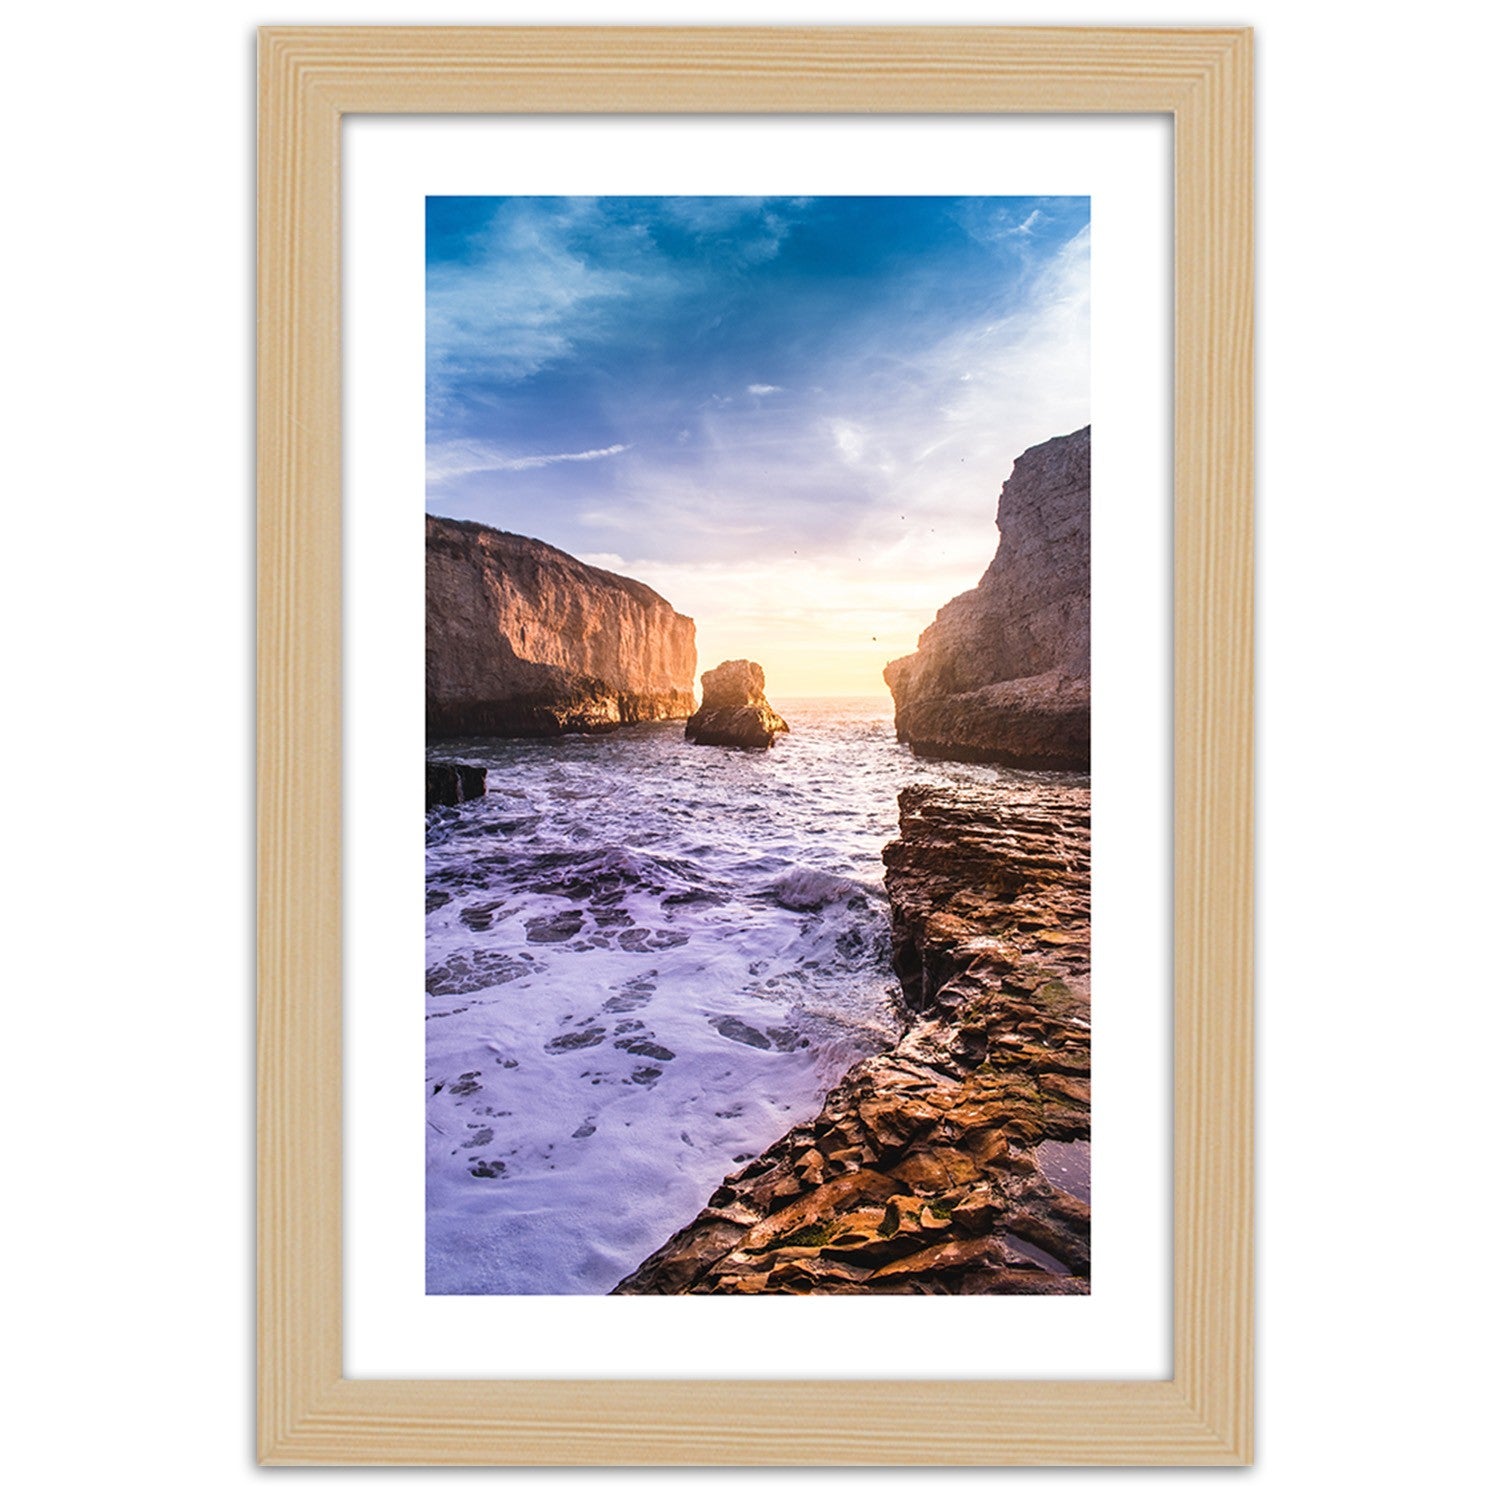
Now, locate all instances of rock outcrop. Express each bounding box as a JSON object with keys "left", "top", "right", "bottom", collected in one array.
[
  {"left": 684, "top": 659, "right": 789, "bottom": 749},
  {"left": 884, "top": 426, "right": 1090, "bottom": 770},
  {"left": 427, "top": 515, "right": 696, "bottom": 737},
  {"left": 425, "top": 761, "right": 487, "bottom": 810},
  {"left": 614, "top": 780, "right": 1090, "bottom": 1295}
]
